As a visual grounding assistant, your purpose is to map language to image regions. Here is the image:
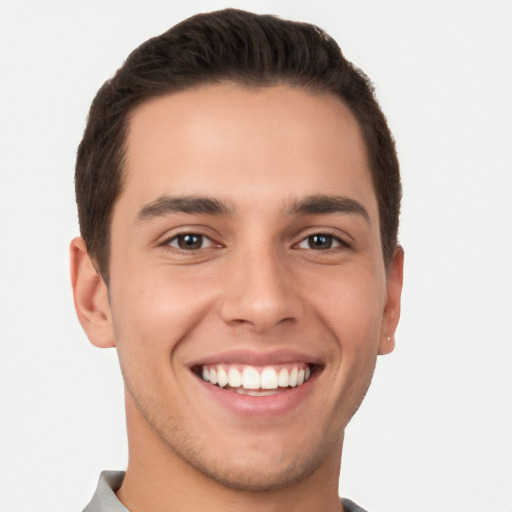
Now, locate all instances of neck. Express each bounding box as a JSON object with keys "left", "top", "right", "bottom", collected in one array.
[{"left": 117, "top": 395, "right": 344, "bottom": 512}]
